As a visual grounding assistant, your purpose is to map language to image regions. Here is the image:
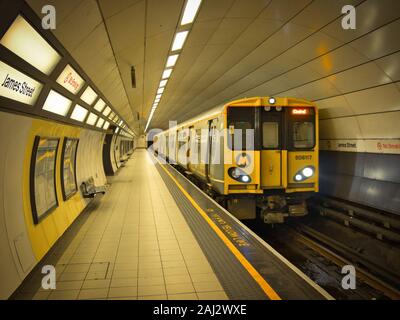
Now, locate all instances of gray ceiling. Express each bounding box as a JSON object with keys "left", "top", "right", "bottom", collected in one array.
[{"left": 27, "top": 0, "right": 400, "bottom": 139}]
